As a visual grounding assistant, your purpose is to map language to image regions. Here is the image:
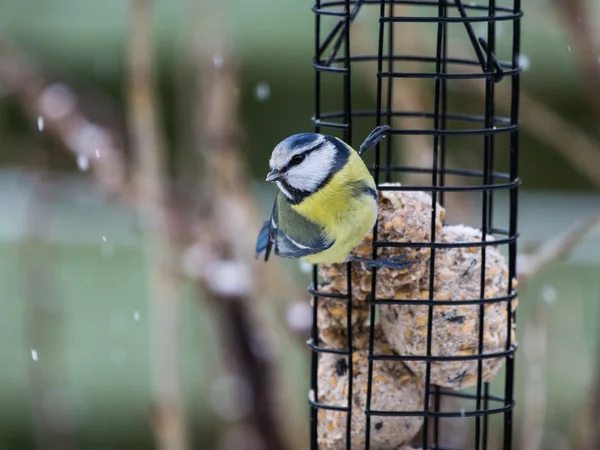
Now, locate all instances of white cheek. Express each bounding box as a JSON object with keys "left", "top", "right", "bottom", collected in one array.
[
  {"left": 286, "top": 149, "right": 335, "bottom": 191},
  {"left": 276, "top": 181, "right": 293, "bottom": 199}
]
